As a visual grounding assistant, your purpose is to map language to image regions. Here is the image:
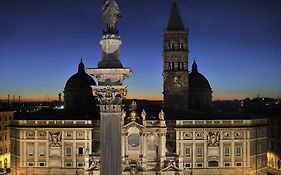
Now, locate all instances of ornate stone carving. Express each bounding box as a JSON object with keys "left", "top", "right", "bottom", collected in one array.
[
  {"left": 123, "top": 159, "right": 144, "bottom": 173},
  {"left": 141, "top": 109, "right": 146, "bottom": 120},
  {"left": 49, "top": 132, "right": 61, "bottom": 147},
  {"left": 159, "top": 109, "right": 165, "bottom": 121},
  {"left": 86, "top": 159, "right": 101, "bottom": 171},
  {"left": 163, "top": 158, "right": 182, "bottom": 171},
  {"left": 129, "top": 101, "right": 137, "bottom": 111},
  {"left": 207, "top": 132, "right": 220, "bottom": 147},
  {"left": 93, "top": 85, "right": 127, "bottom": 112},
  {"left": 121, "top": 109, "right": 126, "bottom": 120},
  {"left": 102, "top": 0, "right": 121, "bottom": 33}
]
